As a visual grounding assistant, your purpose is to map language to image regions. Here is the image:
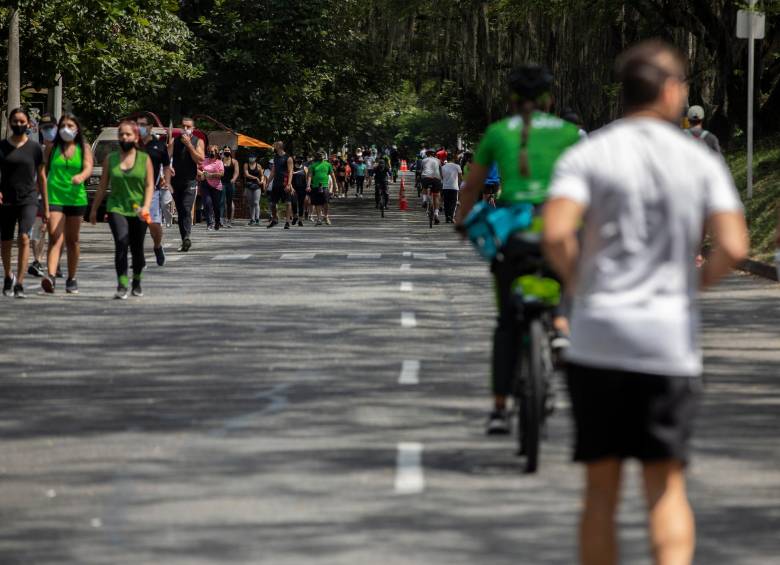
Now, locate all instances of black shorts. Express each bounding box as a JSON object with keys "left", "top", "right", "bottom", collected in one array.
[
  {"left": 310, "top": 187, "right": 327, "bottom": 206},
  {"left": 270, "top": 184, "right": 292, "bottom": 205},
  {"left": 49, "top": 204, "right": 88, "bottom": 217},
  {"left": 421, "top": 177, "right": 442, "bottom": 193},
  {"left": 566, "top": 363, "right": 700, "bottom": 465},
  {"left": 0, "top": 203, "right": 37, "bottom": 241}
]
